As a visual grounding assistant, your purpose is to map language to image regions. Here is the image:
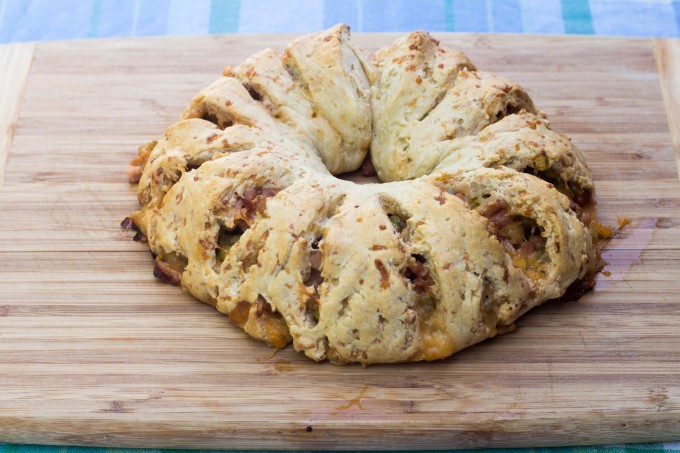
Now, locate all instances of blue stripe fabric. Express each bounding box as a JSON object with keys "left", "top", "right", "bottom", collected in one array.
[
  {"left": 322, "top": 0, "right": 360, "bottom": 30},
  {"left": 0, "top": 0, "right": 679, "bottom": 452},
  {"left": 452, "top": 0, "right": 488, "bottom": 32},
  {"left": 166, "top": 0, "right": 211, "bottom": 36},
  {"left": 519, "top": 0, "right": 566, "bottom": 34},
  {"left": 490, "top": 0, "right": 523, "bottom": 33},
  {"left": 359, "top": 0, "right": 447, "bottom": 33},
  {"left": 95, "top": 0, "right": 136, "bottom": 38},
  {"left": 134, "top": 0, "right": 172, "bottom": 36},
  {"left": 0, "top": 0, "right": 679, "bottom": 41},
  {"left": 239, "top": 0, "right": 322, "bottom": 33},
  {"left": 589, "top": 0, "right": 679, "bottom": 37}
]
